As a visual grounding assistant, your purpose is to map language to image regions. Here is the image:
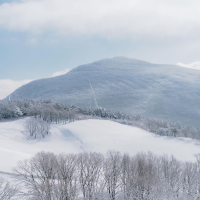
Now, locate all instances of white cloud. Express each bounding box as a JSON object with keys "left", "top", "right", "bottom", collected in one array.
[
  {"left": 0, "top": 0, "right": 200, "bottom": 38},
  {"left": 0, "top": 79, "right": 32, "bottom": 100},
  {"left": 0, "top": 68, "right": 70, "bottom": 100},
  {"left": 176, "top": 62, "right": 200, "bottom": 70},
  {"left": 52, "top": 69, "right": 70, "bottom": 77}
]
